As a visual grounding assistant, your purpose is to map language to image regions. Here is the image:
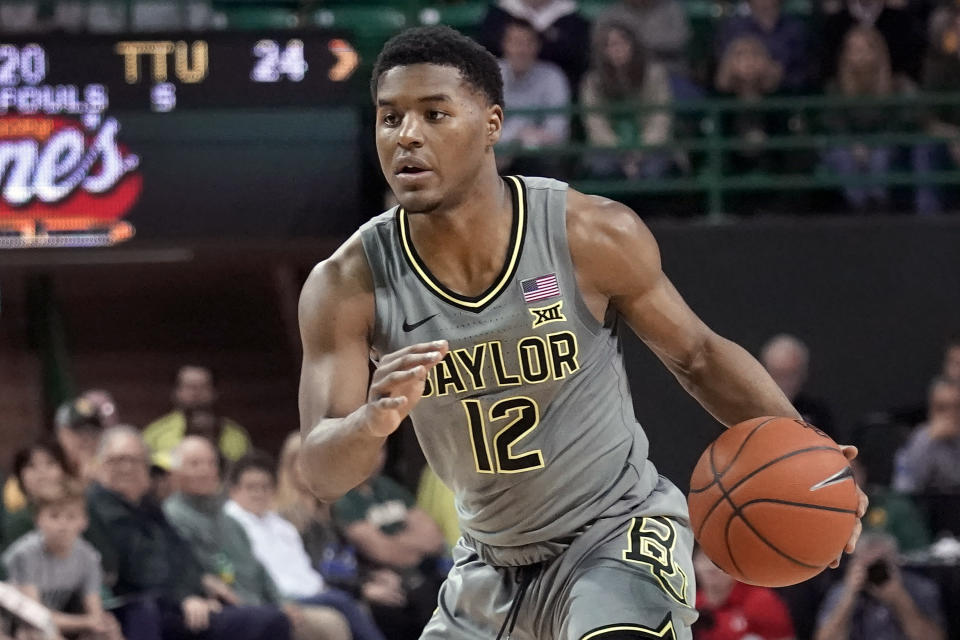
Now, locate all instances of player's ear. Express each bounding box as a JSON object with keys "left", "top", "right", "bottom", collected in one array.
[{"left": 486, "top": 104, "right": 503, "bottom": 148}]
